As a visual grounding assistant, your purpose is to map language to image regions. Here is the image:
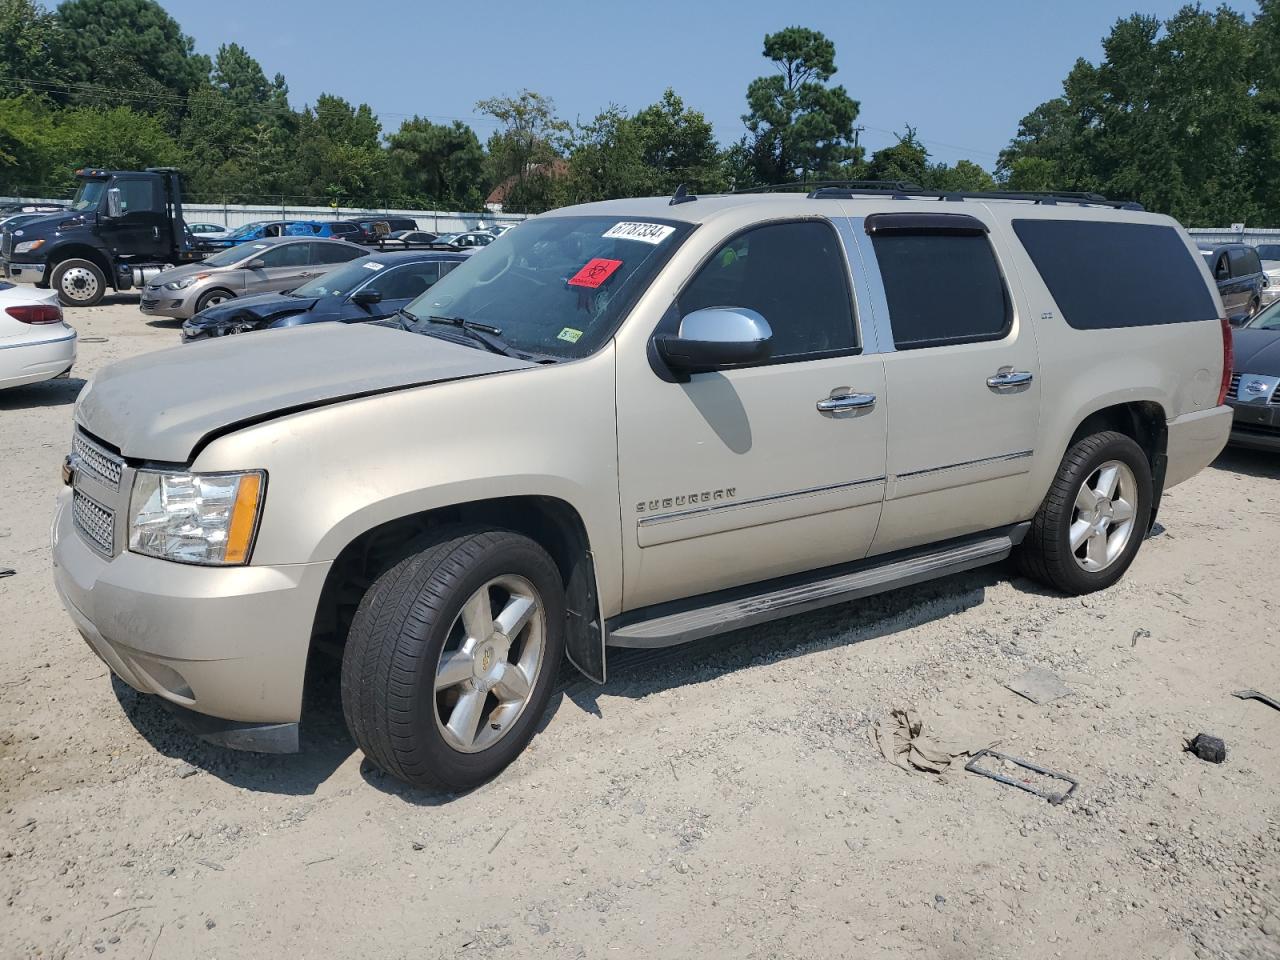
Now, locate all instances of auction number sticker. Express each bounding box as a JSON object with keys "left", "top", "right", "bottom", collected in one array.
[
  {"left": 362, "top": 262, "right": 385, "bottom": 270},
  {"left": 568, "top": 258, "right": 623, "bottom": 289},
  {"left": 557, "top": 327, "right": 583, "bottom": 343},
  {"left": 602, "top": 222, "right": 675, "bottom": 245}
]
